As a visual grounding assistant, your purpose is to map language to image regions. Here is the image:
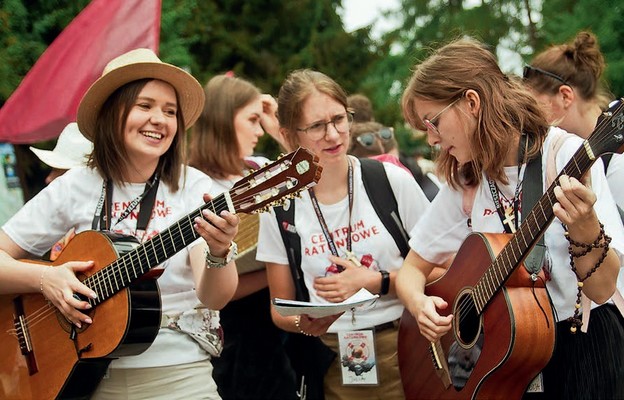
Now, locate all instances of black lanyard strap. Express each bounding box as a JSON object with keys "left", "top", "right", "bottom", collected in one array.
[
  {"left": 309, "top": 158, "right": 354, "bottom": 258},
  {"left": 92, "top": 172, "right": 160, "bottom": 234}
]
